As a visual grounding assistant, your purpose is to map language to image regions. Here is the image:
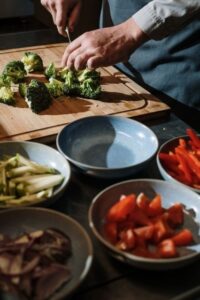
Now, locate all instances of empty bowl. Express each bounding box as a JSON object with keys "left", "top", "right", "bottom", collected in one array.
[{"left": 56, "top": 116, "right": 158, "bottom": 178}]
